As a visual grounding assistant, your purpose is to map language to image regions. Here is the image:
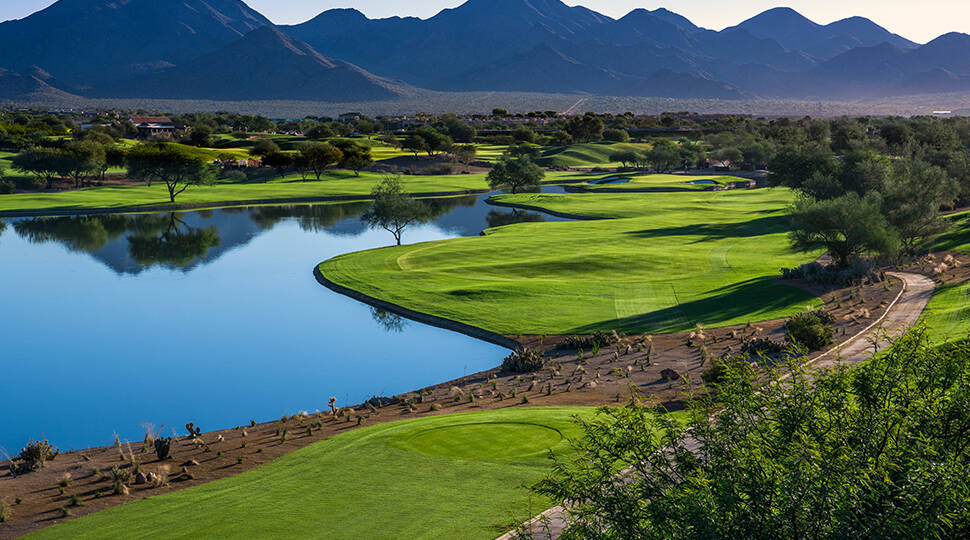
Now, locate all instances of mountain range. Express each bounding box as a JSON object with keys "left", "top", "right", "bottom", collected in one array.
[{"left": 1, "top": 0, "right": 969, "bottom": 103}]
